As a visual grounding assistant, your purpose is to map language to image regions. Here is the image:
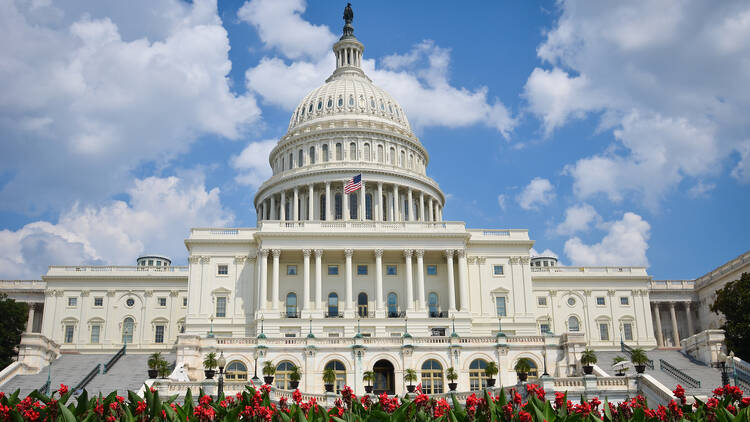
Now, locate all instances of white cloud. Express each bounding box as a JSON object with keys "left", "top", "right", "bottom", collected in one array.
[
  {"left": 555, "top": 203, "right": 600, "bottom": 235},
  {"left": 0, "top": 0, "right": 260, "bottom": 213},
  {"left": 497, "top": 194, "right": 507, "bottom": 211},
  {"left": 231, "top": 139, "right": 277, "bottom": 187},
  {"left": 564, "top": 212, "right": 650, "bottom": 267},
  {"left": 0, "top": 172, "right": 234, "bottom": 279},
  {"left": 530, "top": 248, "right": 559, "bottom": 259},
  {"left": 517, "top": 177, "right": 555, "bottom": 211},
  {"left": 687, "top": 181, "right": 716, "bottom": 198}
]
